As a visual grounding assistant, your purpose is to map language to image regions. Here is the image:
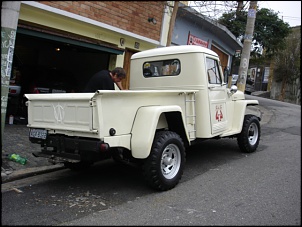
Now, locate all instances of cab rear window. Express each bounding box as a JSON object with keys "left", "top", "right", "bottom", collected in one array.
[{"left": 143, "top": 59, "right": 180, "bottom": 77}]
